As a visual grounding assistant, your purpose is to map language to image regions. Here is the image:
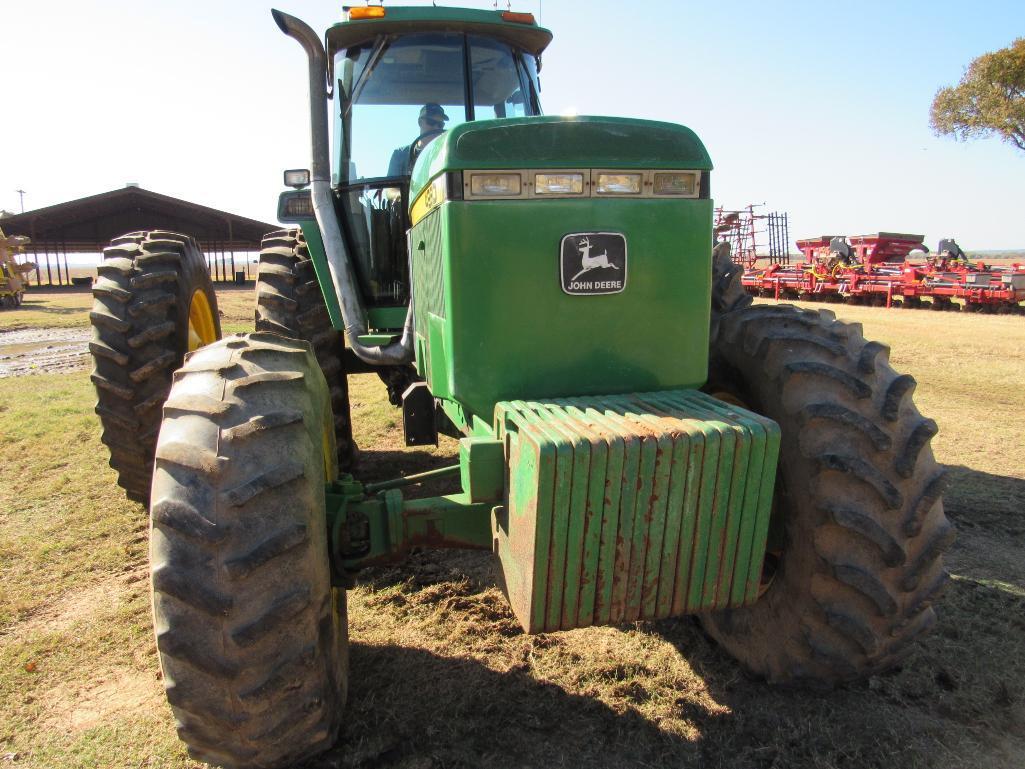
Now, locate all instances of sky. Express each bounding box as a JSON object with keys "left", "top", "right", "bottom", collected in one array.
[{"left": 2, "top": 0, "right": 1023, "bottom": 250}]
